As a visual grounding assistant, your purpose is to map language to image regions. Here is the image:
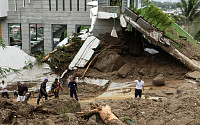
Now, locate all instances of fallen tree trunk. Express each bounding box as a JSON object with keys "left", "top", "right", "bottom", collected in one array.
[
  {"left": 78, "top": 103, "right": 124, "bottom": 125},
  {"left": 42, "top": 42, "right": 75, "bottom": 62}
]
